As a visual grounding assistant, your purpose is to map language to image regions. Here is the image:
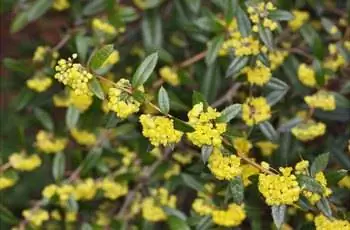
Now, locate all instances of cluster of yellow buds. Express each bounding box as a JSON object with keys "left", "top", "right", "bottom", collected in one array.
[
  {"left": 303, "top": 172, "right": 332, "bottom": 204},
  {"left": 268, "top": 50, "right": 289, "bottom": 70},
  {"left": 22, "top": 209, "right": 49, "bottom": 227},
  {"left": 0, "top": 176, "right": 16, "bottom": 190},
  {"left": 140, "top": 115, "right": 183, "bottom": 146},
  {"left": 218, "top": 19, "right": 242, "bottom": 56},
  {"left": 9, "top": 153, "right": 41, "bottom": 171},
  {"left": 212, "top": 203, "right": 246, "bottom": 227},
  {"left": 70, "top": 128, "right": 97, "bottom": 146},
  {"left": 141, "top": 187, "right": 177, "bottom": 222},
  {"left": 241, "top": 164, "right": 259, "bottom": 186},
  {"left": 242, "top": 60, "right": 272, "bottom": 86},
  {"left": 294, "top": 160, "right": 309, "bottom": 173},
  {"left": 314, "top": 214, "right": 350, "bottom": 230},
  {"left": 107, "top": 79, "right": 141, "bottom": 119},
  {"left": 172, "top": 152, "right": 194, "bottom": 165},
  {"left": 258, "top": 167, "right": 301, "bottom": 205},
  {"left": 53, "top": 91, "right": 93, "bottom": 112},
  {"left": 298, "top": 64, "right": 316, "bottom": 87},
  {"left": 304, "top": 90, "right": 336, "bottom": 111},
  {"left": 288, "top": 10, "right": 310, "bottom": 31},
  {"left": 92, "top": 18, "right": 117, "bottom": 36},
  {"left": 117, "top": 146, "right": 137, "bottom": 167},
  {"left": 98, "top": 178, "right": 128, "bottom": 200},
  {"left": 187, "top": 103, "right": 226, "bottom": 147},
  {"left": 291, "top": 120, "right": 326, "bottom": 141},
  {"left": 42, "top": 184, "right": 74, "bottom": 202},
  {"left": 242, "top": 97, "right": 271, "bottom": 126},
  {"left": 159, "top": 66, "right": 180, "bottom": 86},
  {"left": 26, "top": 76, "right": 52, "bottom": 92},
  {"left": 208, "top": 148, "right": 242, "bottom": 180},
  {"left": 54, "top": 54, "right": 93, "bottom": 96},
  {"left": 192, "top": 198, "right": 213, "bottom": 216},
  {"left": 233, "top": 137, "right": 252, "bottom": 155},
  {"left": 50, "top": 210, "right": 77, "bottom": 223},
  {"left": 338, "top": 175, "right": 350, "bottom": 189},
  {"left": 33, "top": 46, "right": 50, "bottom": 63},
  {"left": 102, "top": 50, "right": 120, "bottom": 67},
  {"left": 52, "top": 0, "right": 70, "bottom": 11},
  {"left": 247, "top": 2, "right": 278, "bottom": 32},
  {"left": 74, "top": 178, "right": 98, "bottom": 200},
  {"left": 35, "top": 130, "right": 67, "bottom": 153},
  {"left": 324, "top": 44, "right": 346, "bottom": 72},
  {"left": 255, "top": 141, "right": 279, "bottom": 156},
  {"left": 164, "top": 163, "right": 181, "bottom": 179},
  {"left": 232, "top": 36, "right": 263, "bottom": 56}
]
